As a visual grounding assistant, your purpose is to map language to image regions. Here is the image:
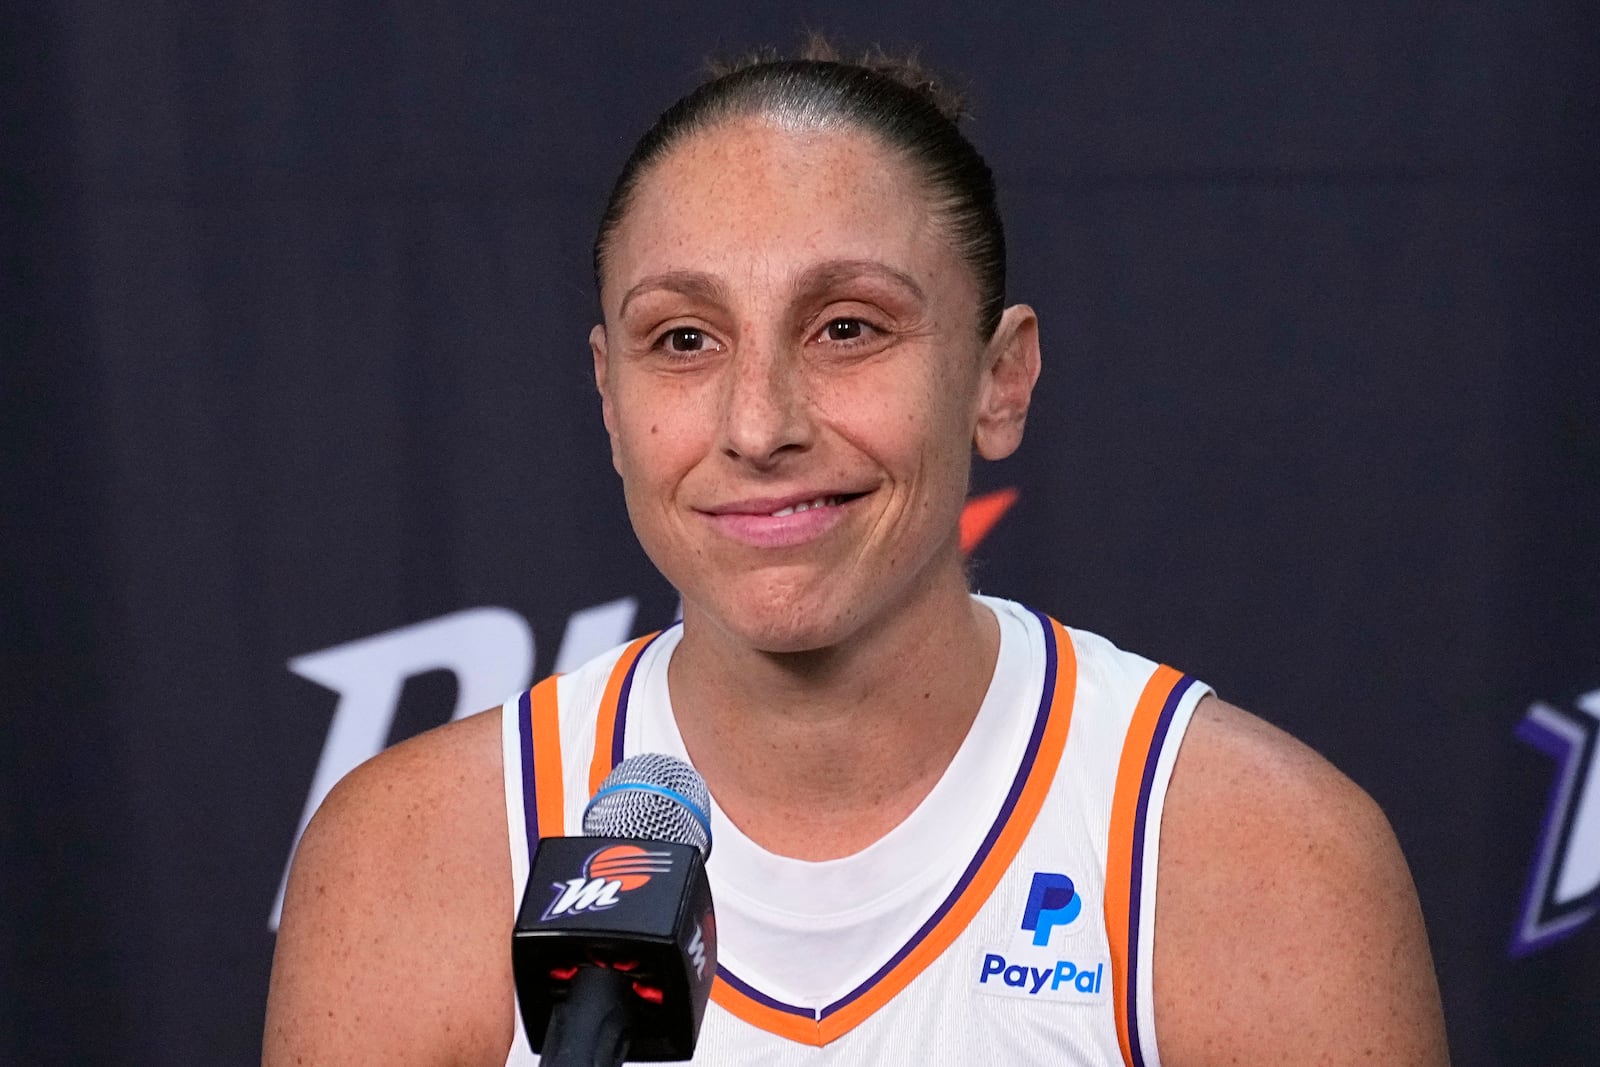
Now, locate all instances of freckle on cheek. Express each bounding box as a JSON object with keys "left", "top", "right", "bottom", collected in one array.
[{"left": 650, "top": 425, "right": 659, "bottom": 435}]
